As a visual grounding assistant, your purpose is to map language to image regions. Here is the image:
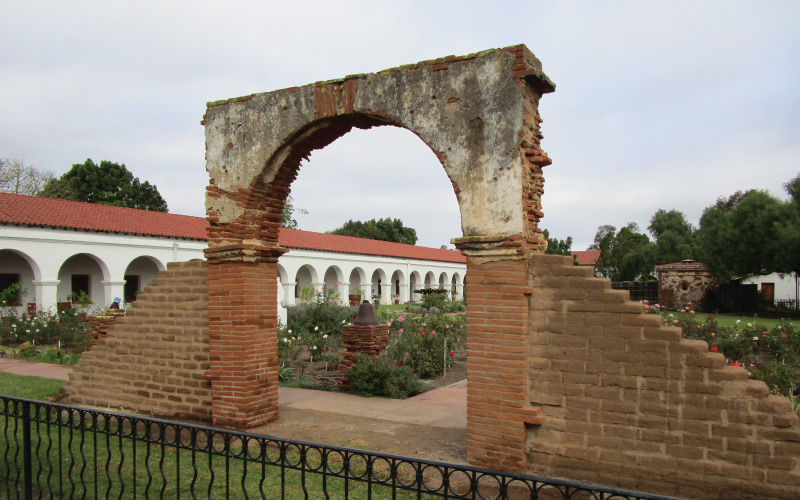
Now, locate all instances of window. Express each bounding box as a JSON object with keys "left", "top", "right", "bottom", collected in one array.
[
  {"left": 124, "top": 275, "right": 140, "bottom": 302},
  {"left": 0, "top": 274, "right": 21, "bottom": 305},
  {"left": 71, "top": 274, "right": 90, "bottom": 301}
]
